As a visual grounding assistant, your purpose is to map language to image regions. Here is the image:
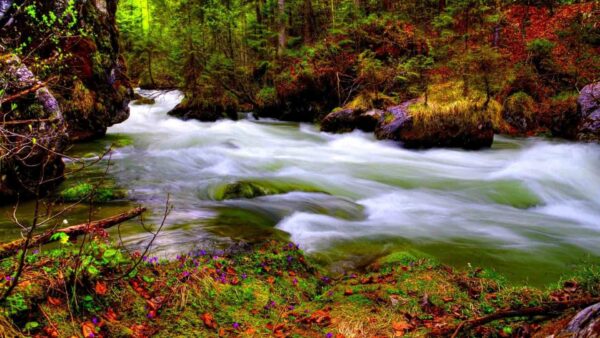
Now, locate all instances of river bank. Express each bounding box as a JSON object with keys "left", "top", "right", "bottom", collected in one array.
[{"left": 1, "top": 237, "right": 599, "bottom": 337}]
